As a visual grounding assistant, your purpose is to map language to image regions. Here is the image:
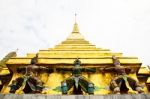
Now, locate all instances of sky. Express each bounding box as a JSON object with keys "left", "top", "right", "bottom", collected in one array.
[{"left": 0, "top": 0, "right": 150, "bottom": 66}]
